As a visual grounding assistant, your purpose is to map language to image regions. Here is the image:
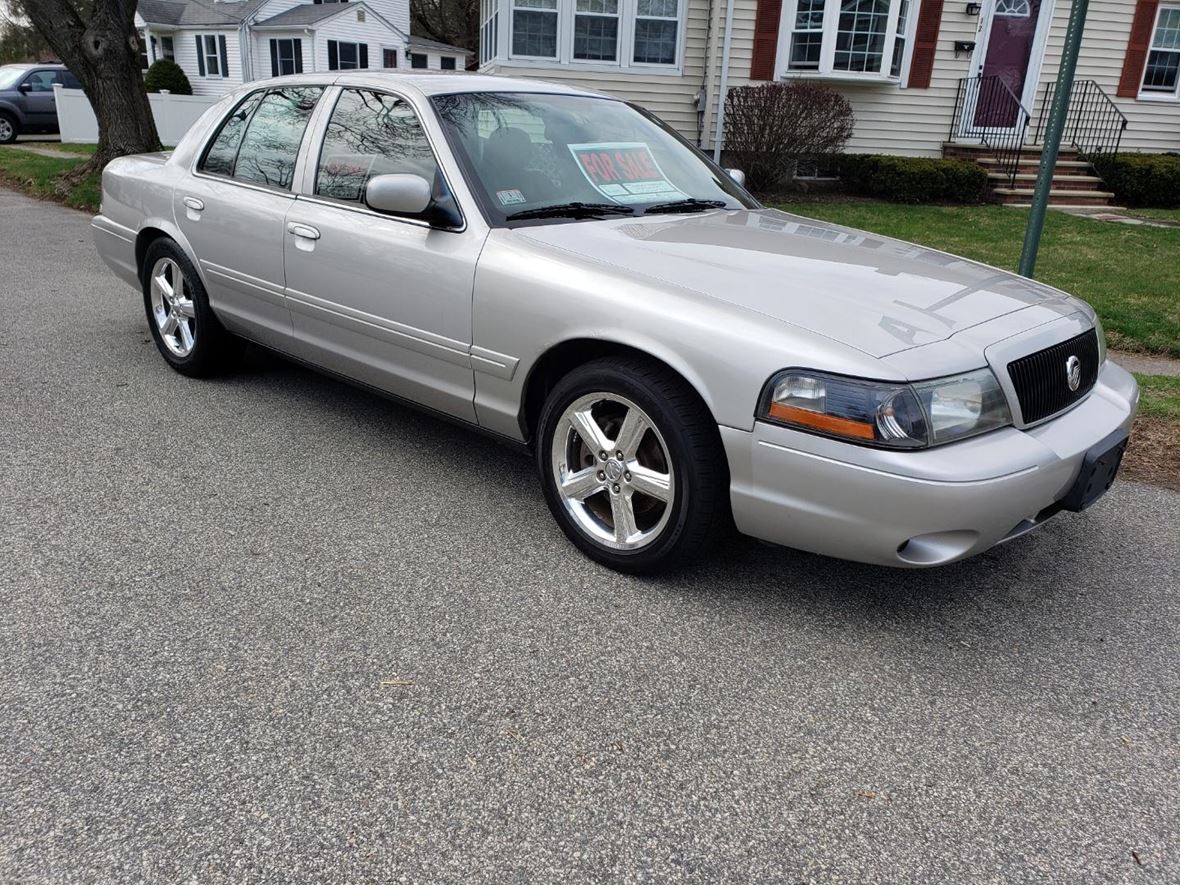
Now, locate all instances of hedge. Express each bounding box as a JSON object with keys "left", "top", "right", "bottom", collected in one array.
[
  {"left": 1088, "top": 153, "right": 1180, "bottom": 208},
  {"left": 144, "top": 59, "right": 193, "bottom": 96},
  {"left": 839, "top": 155, "right": 990, "bottom": 204}
]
